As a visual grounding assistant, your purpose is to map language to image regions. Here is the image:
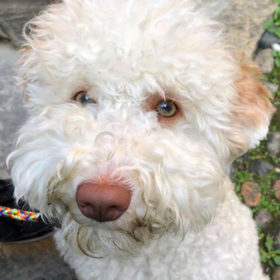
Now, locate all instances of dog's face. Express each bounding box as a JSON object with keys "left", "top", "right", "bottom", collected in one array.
[{"left": 9, "top": 0, "right": 274, "bottom": 256}]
